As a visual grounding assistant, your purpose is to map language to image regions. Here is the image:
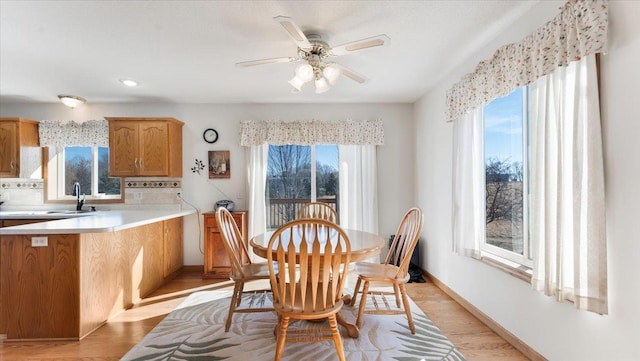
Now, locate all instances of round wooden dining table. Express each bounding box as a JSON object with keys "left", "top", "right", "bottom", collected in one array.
[{"left": 250, "top": 226, "right": 386, "bottom": 338}]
